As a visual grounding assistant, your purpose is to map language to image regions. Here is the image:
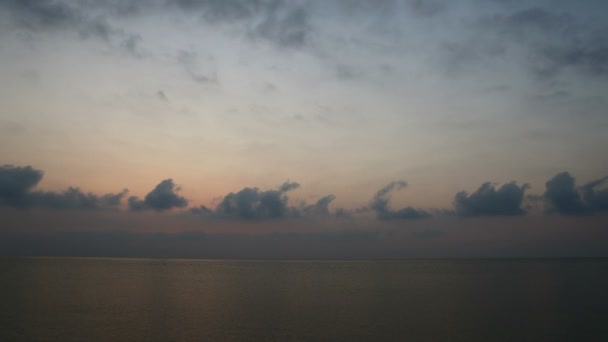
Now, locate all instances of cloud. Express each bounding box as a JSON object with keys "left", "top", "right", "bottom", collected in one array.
[
  {"left": 190, "top": 205, "right": 213, "bottom": 215},
  {"left": 580, "top": 176, "right": 608, "bottom": 212},
  {"left": 302, "top": 194, "right": 336, "bottom": 217},
  {"left": 250, "top": 5, "right": 310, "bottom": 48},
  {"left": 544, "top": 172, "right": 608, "bottom": 215},
  {"left": 171, "top": 0, "right": 256, "bottom": 21},
  {"left": 176, "top": 50, "right": 218, "bottom": 85},
  {"left": 0, "top": 165, "right": 44, "bottom": 206},
  {"left": 128, "top": 179, "right": 188, "bottom": 212},
  {"left": 190, "top": 181, "right": 345, "bottom": 220},
  {"left": 0, "top": 0, "right": 142, "bottom": 55},
  {"left": 29, "top": 187, "right": 128, "bottom": 210},
  {"left": 334, "top": 0, "right": 445, "bottom": 18},
  {"left": 437, "top": 5, "right": 608, "bottom": 80},
  {"left": 478, "top": 7, "right": 608, "bottom": 79},
  {"left": 278, "top": 180, "right": 300, "bottom": 192},
  {"left": 3, "top": 0, "right": 312, "bottom": 51},
  {"left": 368, "top": 181, "right": 430, "bottom": 220},
  {"left": 0, "top": 164, "right": 127, "bottom": 210},
  {"left": 453, "top": 182, "right": 530, "bottom": 216},
  {"left": 335, "top": 208, "right": 352, "bottom": 219},
  {"left": 407, "top": 0, "right": 445, "bottom": 17},
  {"left": 215, "top": 181, "right": 300, "bottom": 219},
  {"left": 156, "top": 90, "right": 168, "bottom": 101},
  {"left": 543, "top": 172, "right": 585, "bottom": 215},
  {"left": 169, "top": 0, "right": 311, "bottom": 48},
  {"left": 190, "top": 181, "right": 342, "bottom": 220},
  {"left": 2, "top": 0, "right": 99, "bottom": 33}
]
